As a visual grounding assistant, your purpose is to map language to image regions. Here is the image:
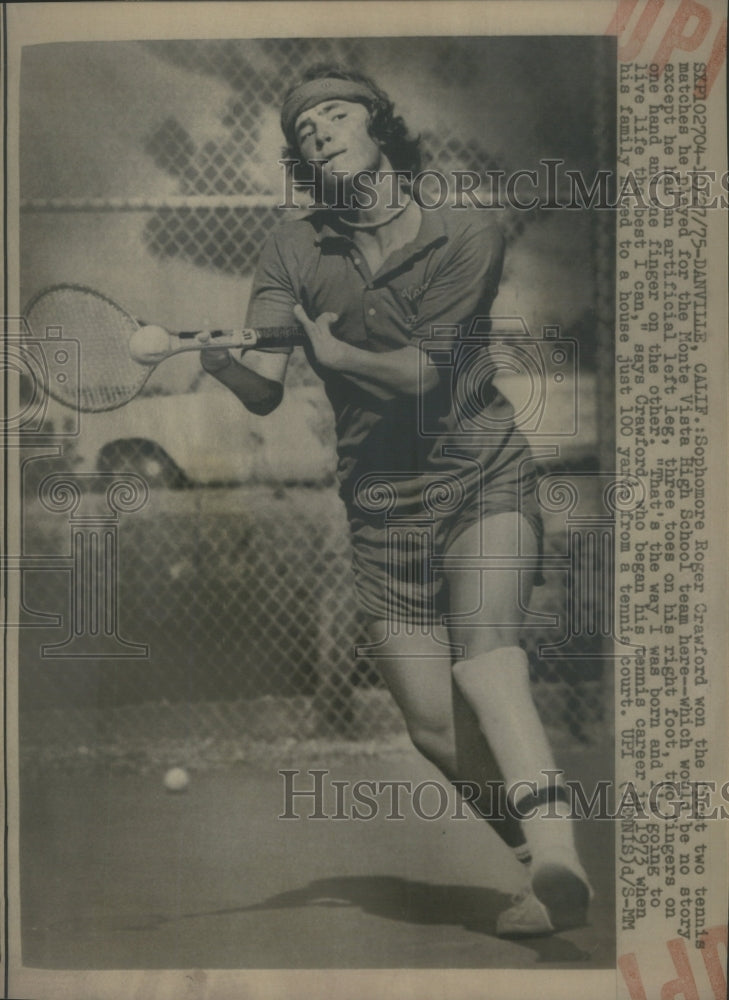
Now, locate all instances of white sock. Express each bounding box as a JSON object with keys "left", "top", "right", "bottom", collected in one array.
[
  {"left": 453, "top": 646, "right": 557, "bottom": 791},
  {"left": 520, "top": 794, "right": 579, "bottom": 864}
]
